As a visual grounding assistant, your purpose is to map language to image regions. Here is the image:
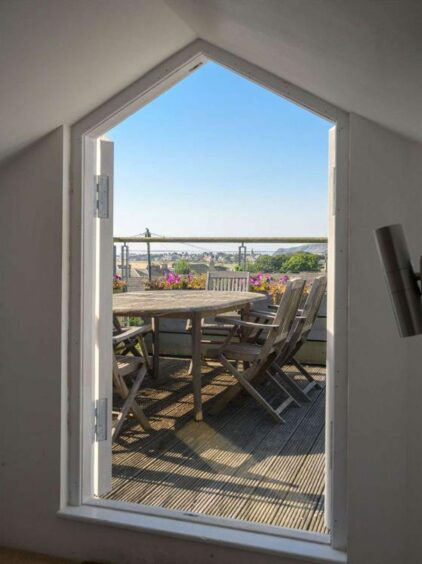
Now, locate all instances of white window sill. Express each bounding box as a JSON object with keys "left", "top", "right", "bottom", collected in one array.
[{"left": 59, "top": 501, "right": 347, "bottom": 563}]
